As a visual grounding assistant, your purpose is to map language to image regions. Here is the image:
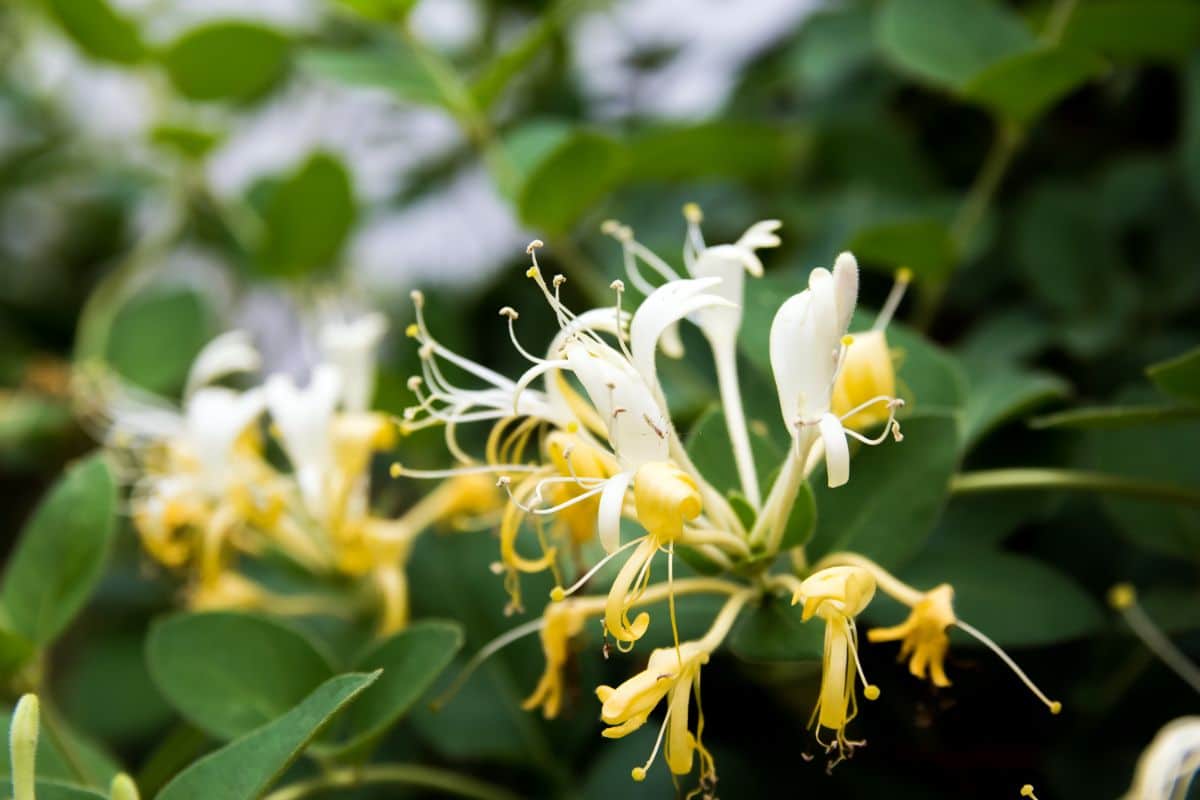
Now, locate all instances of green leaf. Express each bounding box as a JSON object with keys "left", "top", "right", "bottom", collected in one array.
[
  {"left": 685, "top": 406, "right": 784, "bottom": 498},
  {"left": 299, "top": 47, "right": 443, "bottom": 106},
  {"left": 334, "top": 0, "right": 416, "bottom": 23},
  {"left": 1147, "top": 345, "right": 1200, "bottom": 405},
  {"left": 870, "top": 547, "right": 1103, "bottom": 647},
  {"left": 807, "top": 412, "right": 961, "bottom": 570},
  {"left": 626, "top": 122, "right": 809, "bottom": 182},
  {"left": 962, "top": 366, "right": 1071, "bottom": 448},
  {"left": 45, "top": 0, "right": 145, "bottom": 64},
  {"left": 157, "top": 672, "right": 379, "bottom": 800},
  {"left": 257, "top": 152, "right": 357, "bottom": 278},
  {"left": 472, "top": 3, "right": 570, "bottom": 111},
  {"left": 150, "top": 124, "right": 223, "bottom": 160},
  {"left": 1, "top": 455, "right": 116, "bottom": 645},
  {"left": 962, "top": 47, "right": 1107, "bottom": 123},
  {"left": 729, "top": 595, "right": 824, "bottom": 663},
  {"left": 1, "top": 781, "right": 106, "bottom": 800},
  {"left": 105, "top": 286, "right": 214, "bottom": 394},
  {"left": 162, "top": 23, "right": 291, "bottom": 102},
  {"left": 1184, "top": 54, "right": 1200, "bottom": 208},
  {"left": 326, "top": 621, "right": 462, "bottom": 754},
  {"left": 778, "top": 480, "right": 817, "bottom": 551},
  {"left": 1030, "top": 404, "right": 1200, "bottom": 430},
  {"left": 516, "top": 130, "right": 627, "bottom": 233},
  {"left": 876, "top": 0, "right": 1034, "bottom": 91},
  {"left": 147, "top": 611, "right": 335, "bottom": 741},
  {"left": 1061, "top": 0, "right": 1200, "bottom": 61},
  {"left": 846, "top": 219, "right": 957, "bottom": 281},
  {"left": 786, "top": 5, "right": 876, "bottom": 92}
]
